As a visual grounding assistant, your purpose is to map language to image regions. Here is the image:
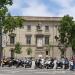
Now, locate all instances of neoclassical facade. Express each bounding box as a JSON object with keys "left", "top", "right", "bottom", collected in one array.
[{"left": 3, "top": 16, "right": 72, "bottom": 59}]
